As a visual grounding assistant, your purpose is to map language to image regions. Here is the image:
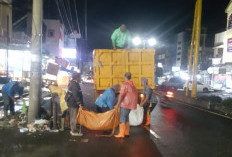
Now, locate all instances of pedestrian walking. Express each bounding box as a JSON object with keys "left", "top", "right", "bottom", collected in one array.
[
  {"left": 65, "top": 72, "right": 83, "bottom": 136},
  {"left": 114, "top": 72, "right": 138, "bottom": 138},
  {"left": 1, "top": 80, "right": 27, "bottom": 120},
  {"left": 140, "top": 78, "right": 158, "bottom": 126},
  {"left": 95, "top": 84, "right": 120, "bottom": 113}
]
